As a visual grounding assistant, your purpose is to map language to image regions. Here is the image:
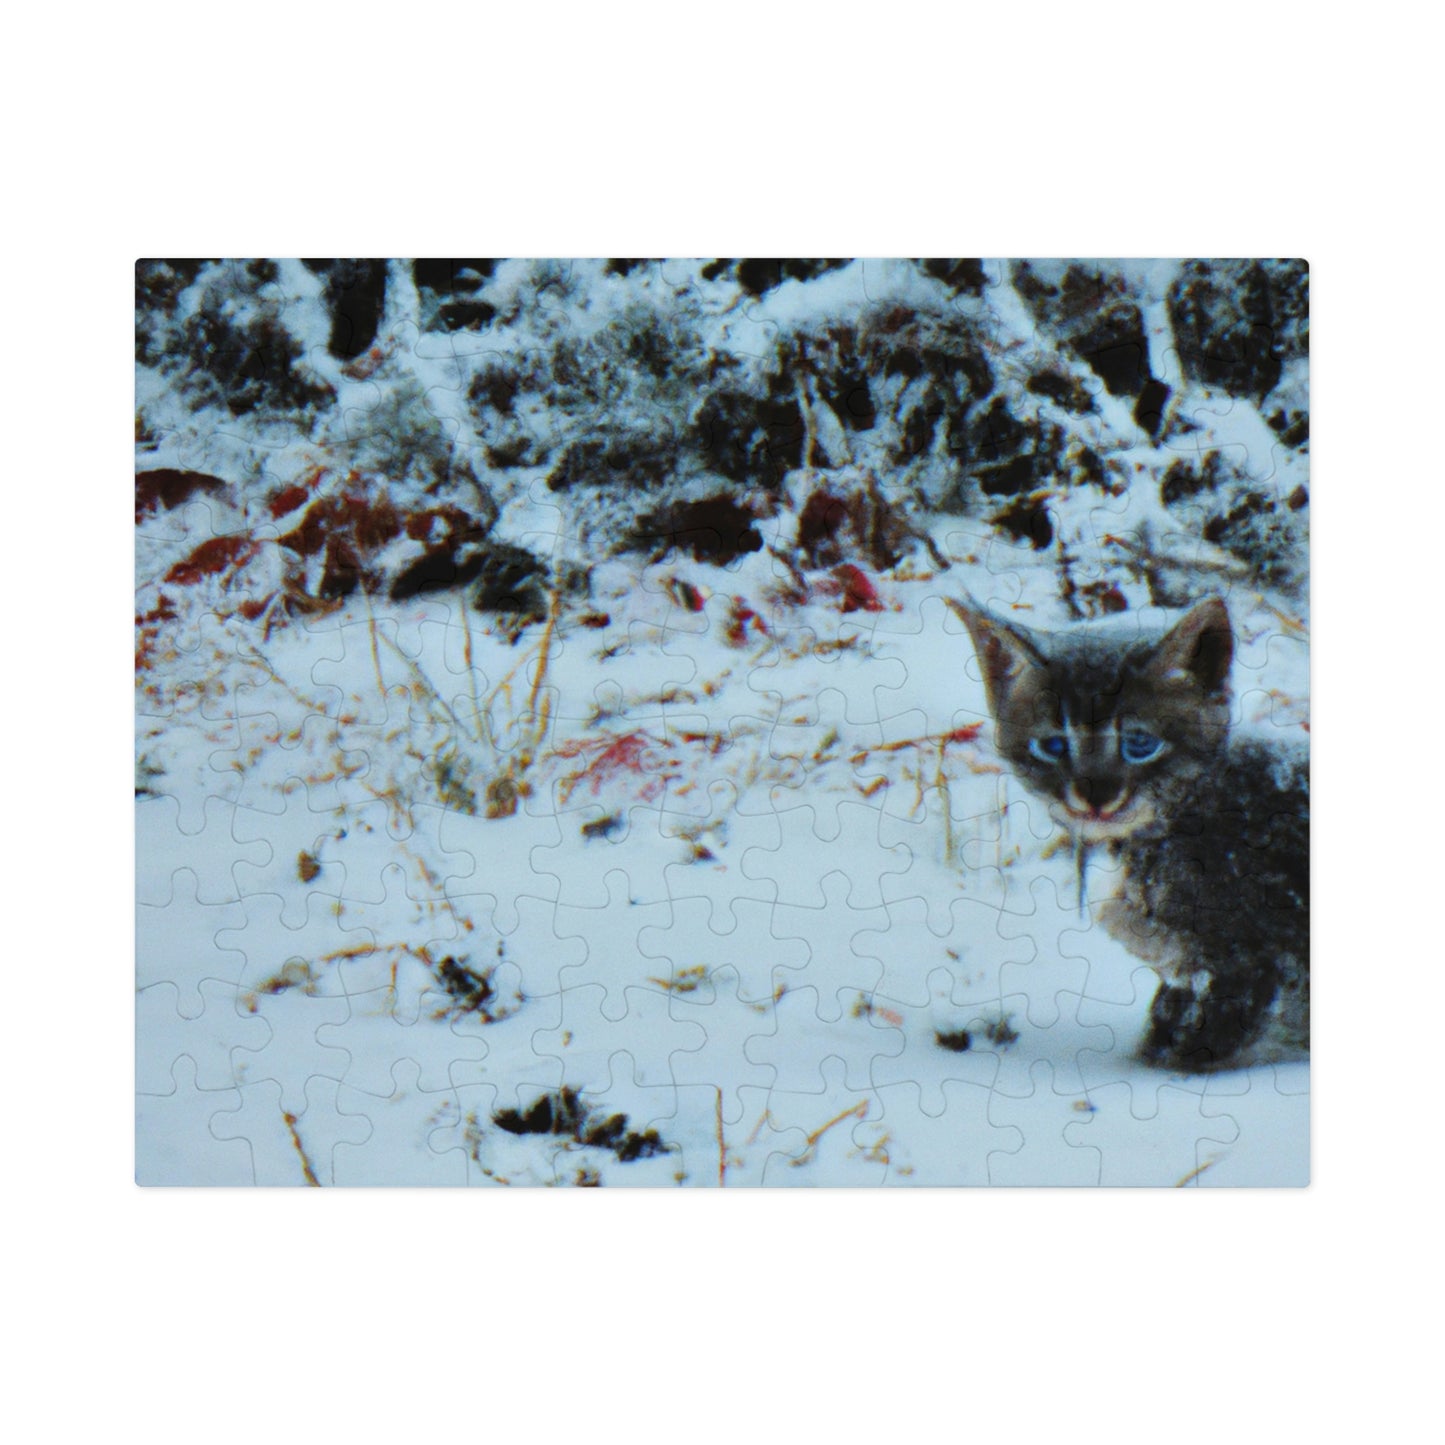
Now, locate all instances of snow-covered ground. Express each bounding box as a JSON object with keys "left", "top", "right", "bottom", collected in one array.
[{"left": 135, "top": 257, "right": 1309, "bottom": 1185}]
